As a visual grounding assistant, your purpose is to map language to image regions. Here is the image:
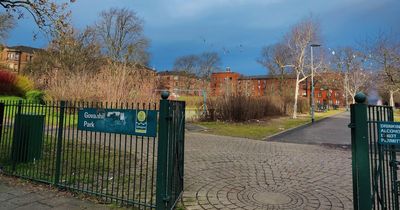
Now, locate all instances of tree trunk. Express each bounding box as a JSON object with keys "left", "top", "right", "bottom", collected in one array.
[
  {"left": 351, "top": 94, "right": 355, "bottom": 104},
  {"left": 292, "top": 73, "right": 300, "bottom": 119},
  {"left": 390, "top": 90, "right": 395, "bottom": 107}
]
